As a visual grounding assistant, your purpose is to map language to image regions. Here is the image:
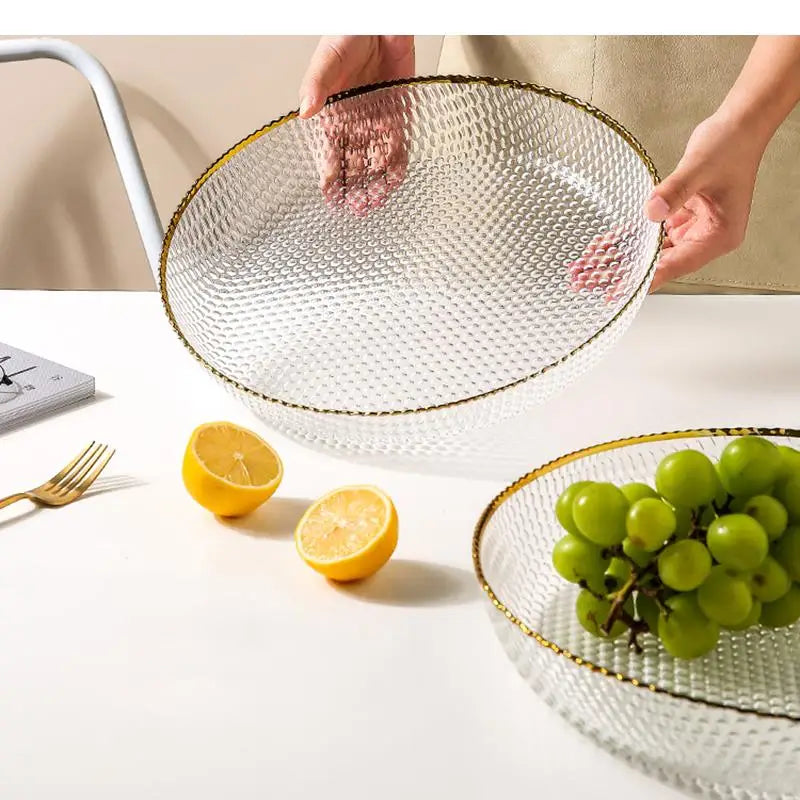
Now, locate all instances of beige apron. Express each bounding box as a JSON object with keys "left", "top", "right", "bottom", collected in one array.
[{"left": 437, "top": 35, "right": 800, "bottom": 294}]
